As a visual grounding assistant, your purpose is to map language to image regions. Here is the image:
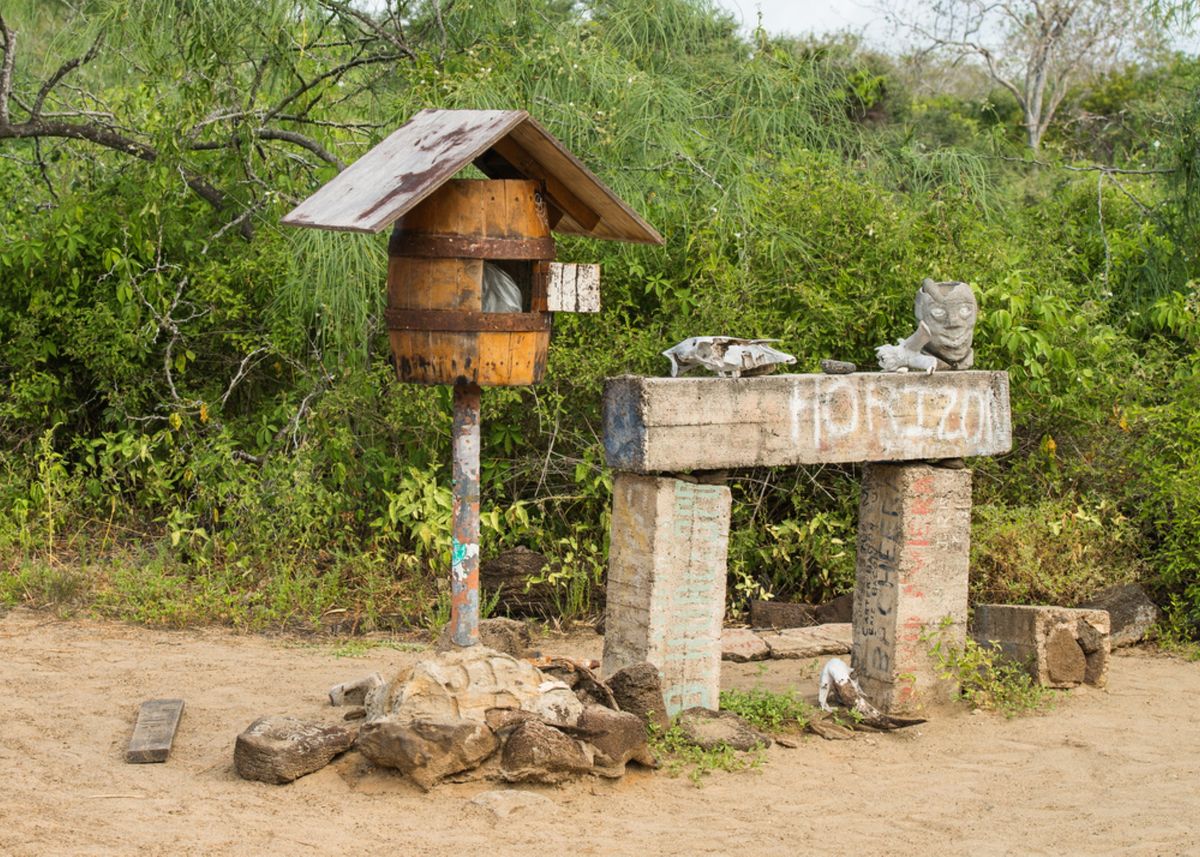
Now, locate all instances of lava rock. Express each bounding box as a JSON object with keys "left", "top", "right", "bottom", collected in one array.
[
  {"left": 365, "top": 647, "right": 582, "bottom": 728},
  {"left": 479, "top": 547, "right": 558, "bottom": 617},
  {"left": 675, "top": 707, "right": 771, "bottom": 752},
  {"left": 820, "top": 359, "right": 857, "bottom": 375},
  {"left": 328, "top": 672, "right": 383, "bottom": 706},
  {"left": 234, "top": 716, "right": 356, "bottom": 784},
  {"left": 814, "top": 593, "right": 854, "bottom": 624},
  {"left": 575, "top": 704, "right": 655, "bottom": 771},
  {"left": 606, "top": 663, "right": 669, "bottom": 731},
  {"left": 500, "top": 719, "right": 593, "bottom": 784},
  {"left": 534, "top": 657, "right": 619, "bottom": 709},
  {"left": 356, "top": 717, "right": 498, "bottom": 791},
  {"left": 484, "top": 707, "right": 541, "bottom": 735},
  {"left": 749, "top": 599, "right": 815, "bottom": 630},
  {"left": 1079, "top": 583, "right": 1158, "bottom": 648},
  {"left": 435, "top": 617, "right": 533, "bottom": 657}
]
